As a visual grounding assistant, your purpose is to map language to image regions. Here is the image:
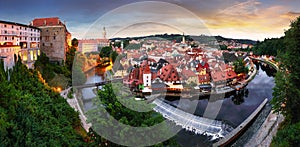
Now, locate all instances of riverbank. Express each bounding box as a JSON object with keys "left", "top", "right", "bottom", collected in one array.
[
  {"left": 245, "top": 110, "right": 284, "bottom": 146},
  {"left": 213, "top": 98, "right": 268, "bottom": 146},
  {"left": 233, "top": 57, "right": 282, "bottom": 146},
  {"left": 250, "top": 57, "right": 279, "bottom": 71}
]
